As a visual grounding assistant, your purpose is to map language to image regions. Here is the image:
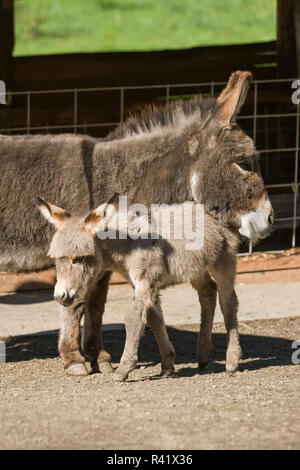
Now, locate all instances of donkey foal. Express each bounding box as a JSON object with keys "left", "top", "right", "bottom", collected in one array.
[{"left": 36, "top": 193, "right": 246, "bottom": 381}]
